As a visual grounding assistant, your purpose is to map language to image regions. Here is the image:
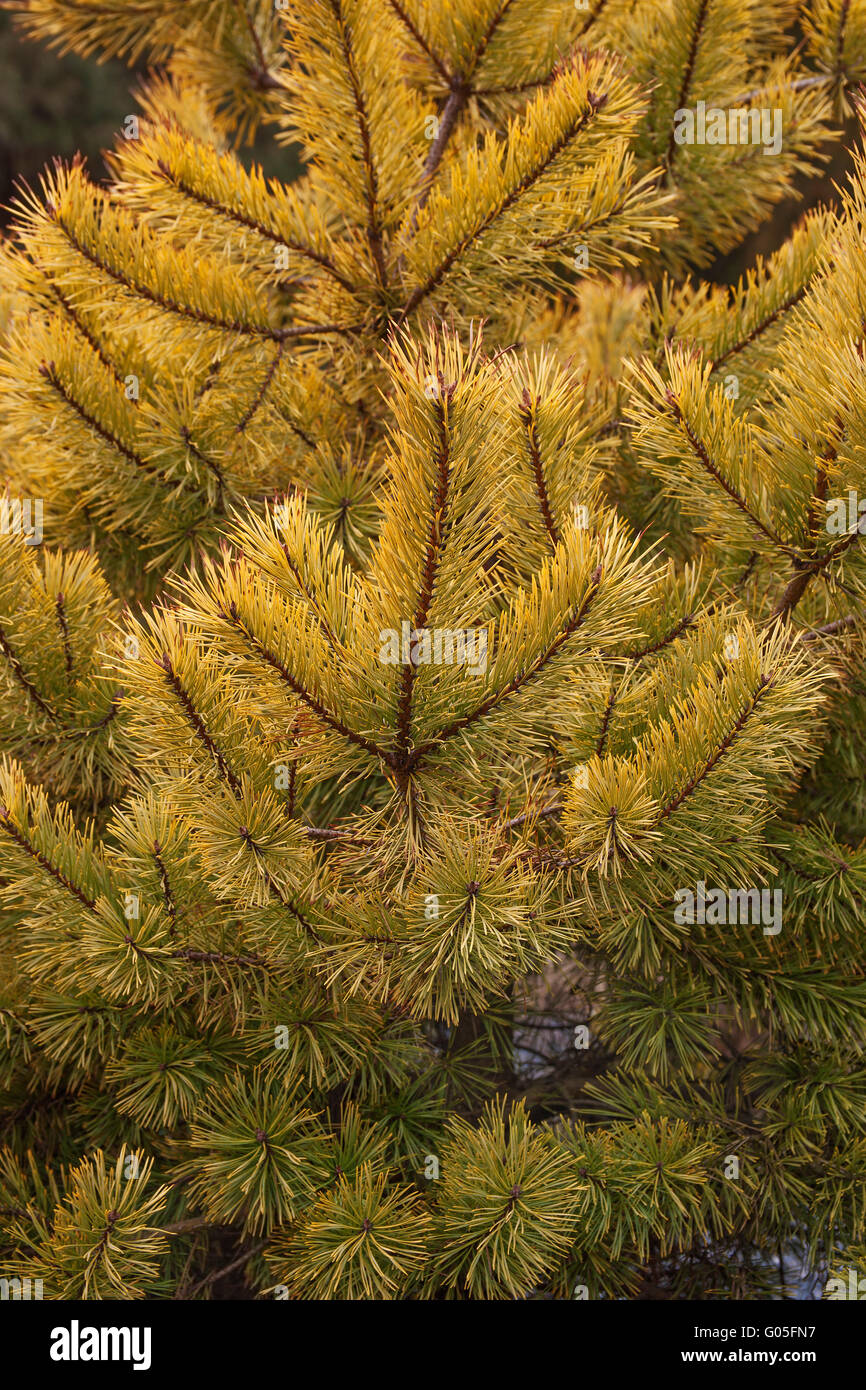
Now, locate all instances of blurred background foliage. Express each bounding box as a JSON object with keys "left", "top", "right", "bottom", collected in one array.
[
  {"left": 0, "top": 10, "right": 301, "bottom": 225},
  {"left": 0, "top": 9, "right": 134, "bottom": 218}
]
